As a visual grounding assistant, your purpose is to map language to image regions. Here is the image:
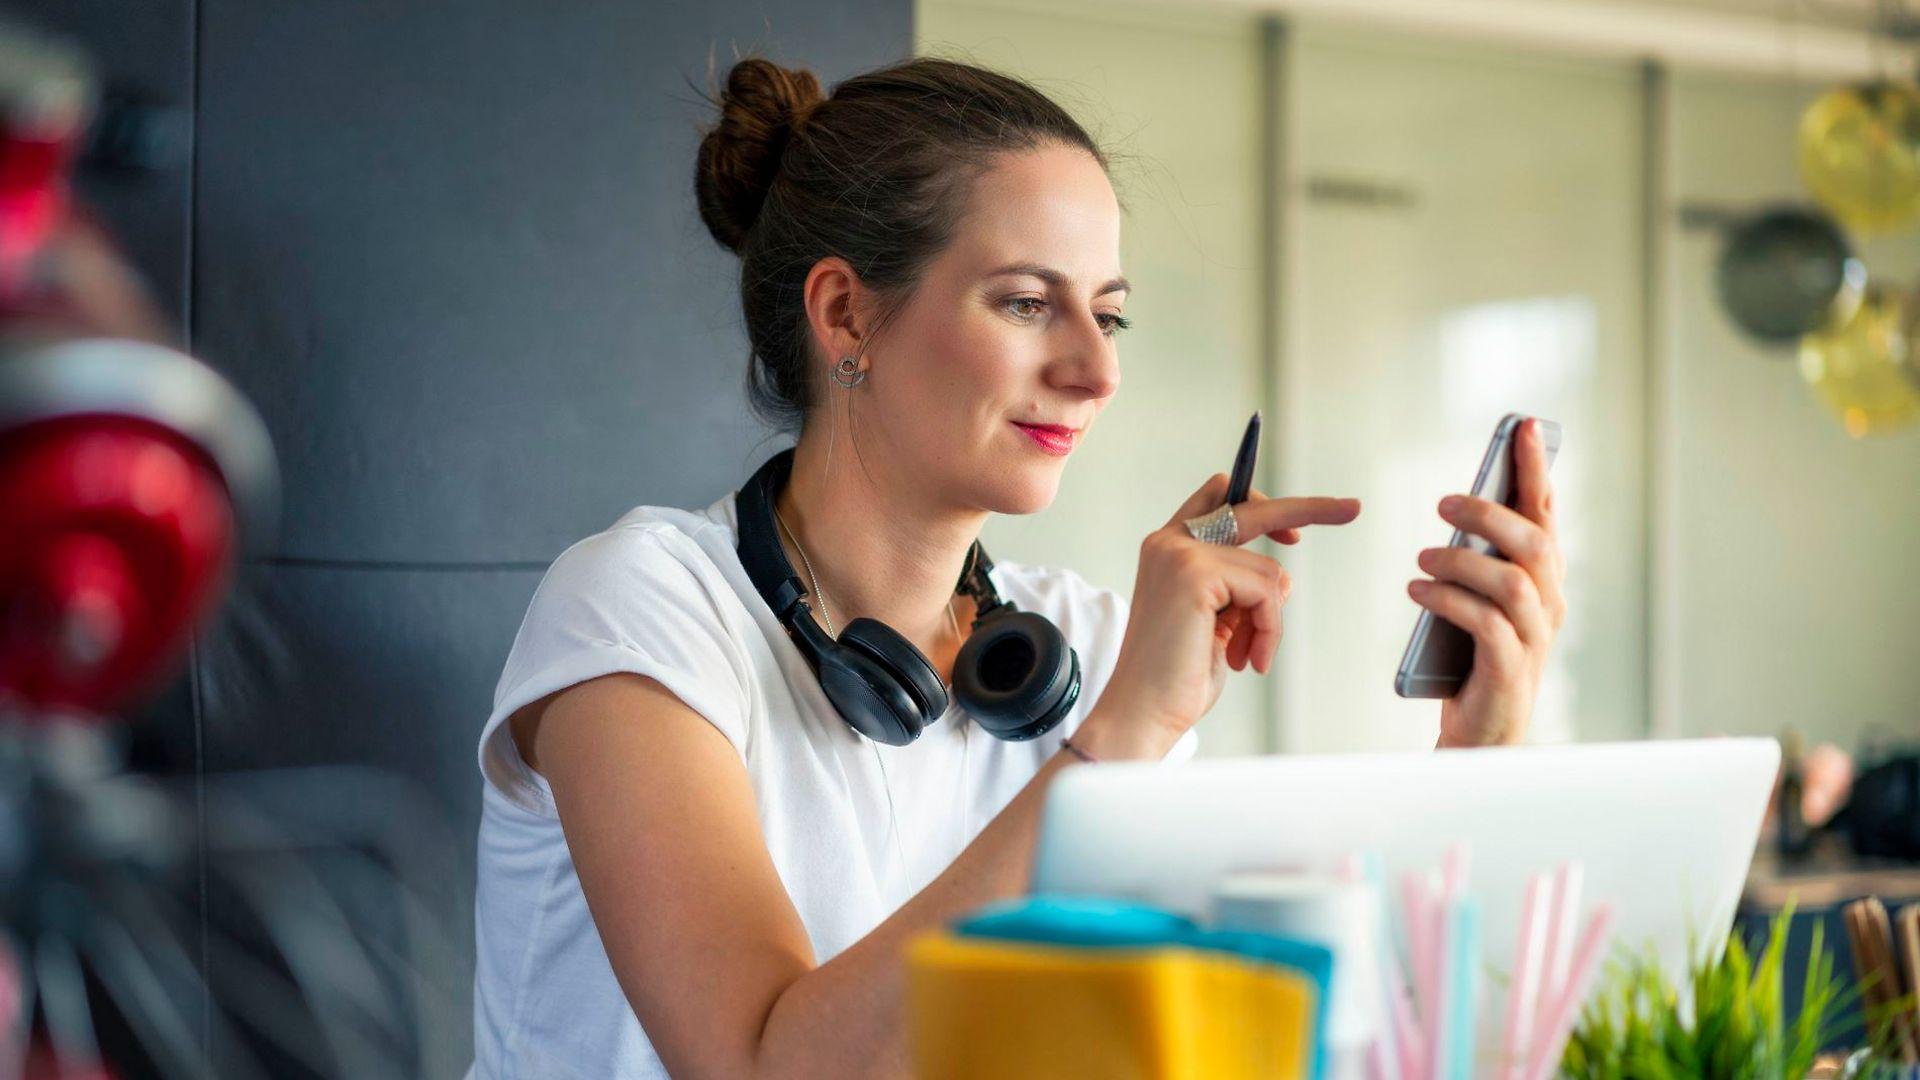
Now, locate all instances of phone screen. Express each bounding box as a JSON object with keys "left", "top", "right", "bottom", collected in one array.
[{"left": 1394, "top": 413, "right": 1562, "bottom": 699}]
